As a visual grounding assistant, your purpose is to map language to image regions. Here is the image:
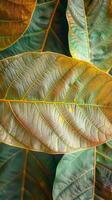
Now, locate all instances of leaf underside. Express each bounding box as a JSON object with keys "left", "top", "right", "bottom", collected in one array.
[
  {"left": 0, "top": 52, "right": 112, "bottom": 153},
  {"left": 0, "top": 1, "right": 112, "bottom": 199}
]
